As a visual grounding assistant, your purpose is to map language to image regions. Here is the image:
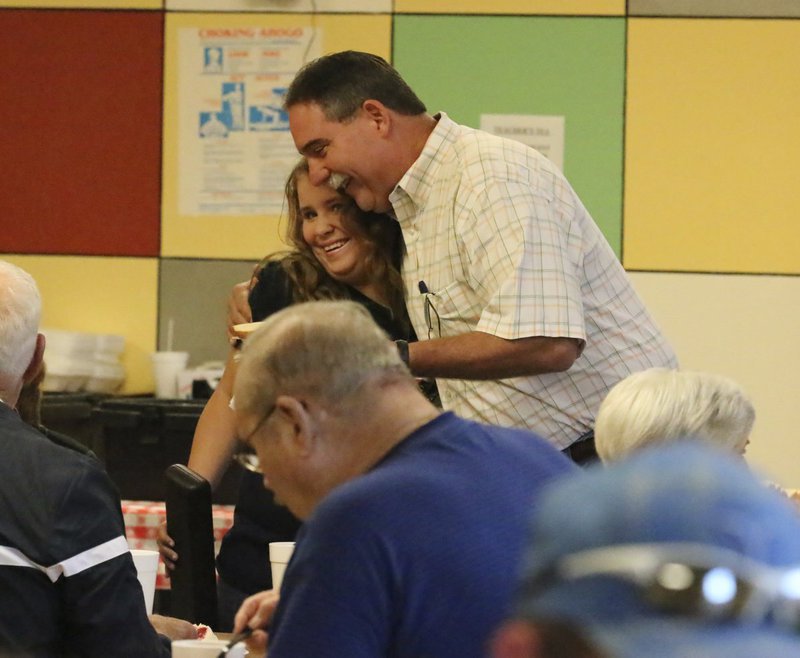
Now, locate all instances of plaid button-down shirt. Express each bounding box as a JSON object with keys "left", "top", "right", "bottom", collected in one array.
[{"left": 390, "top": 114, "right": 677, "bottom": 449}]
